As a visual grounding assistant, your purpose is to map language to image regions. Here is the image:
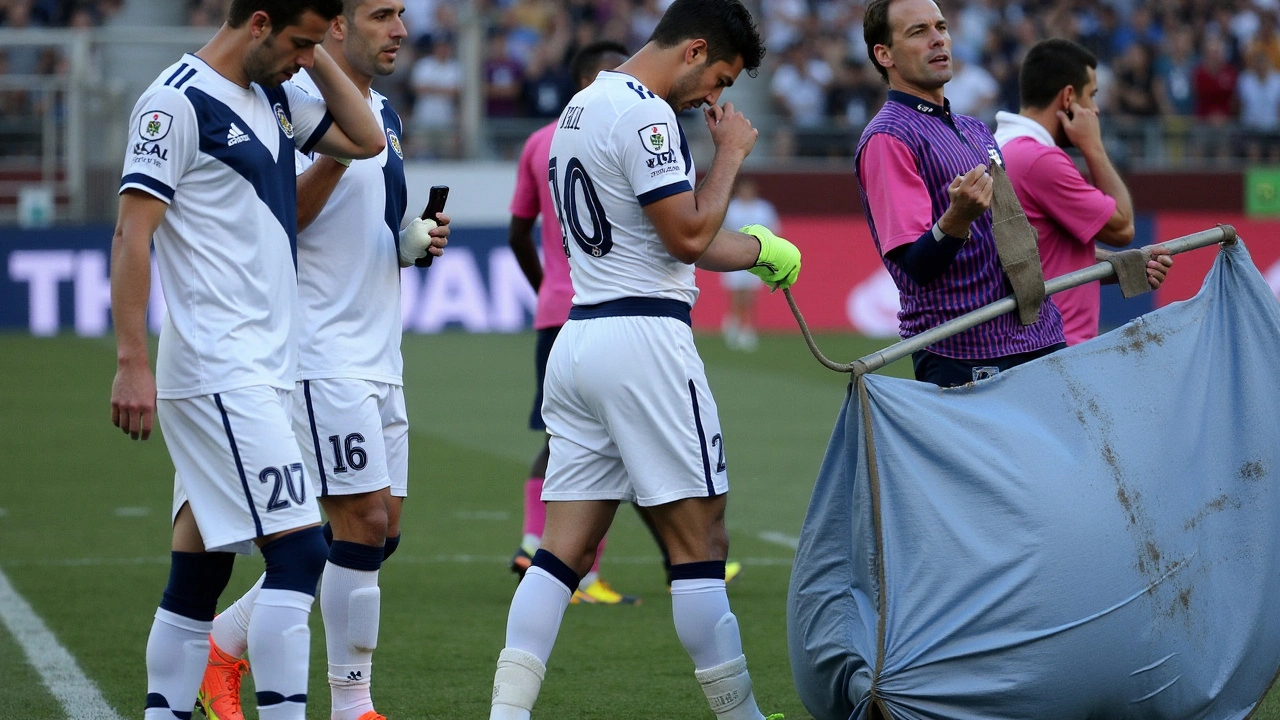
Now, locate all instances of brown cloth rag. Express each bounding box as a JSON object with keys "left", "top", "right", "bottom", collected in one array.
[
  {"left": 988, "top": 155, "right": 1045, "bottom": 325},
  {"left": 1105, "top": 248, "right": 1152, "bottom": 298}
]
